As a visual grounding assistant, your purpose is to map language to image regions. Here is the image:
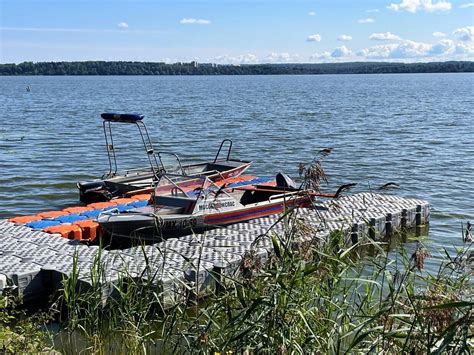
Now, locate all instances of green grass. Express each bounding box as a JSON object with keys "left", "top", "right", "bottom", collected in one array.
[
  {"left": 45, "top": 211, "right": 473, "bottom": 354},
  {"left": 0, "top": 296, "right": 53, "bottom": 353}
]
